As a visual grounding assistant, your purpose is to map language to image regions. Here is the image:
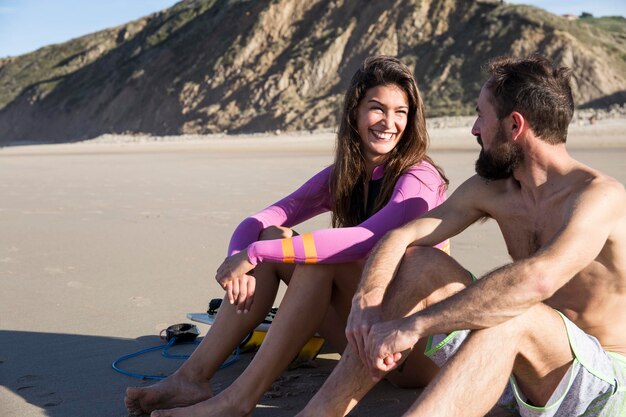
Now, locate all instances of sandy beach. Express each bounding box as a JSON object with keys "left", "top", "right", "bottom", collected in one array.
[{"left": 1, "top": 119, "right": 625, "bottom": 417}]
